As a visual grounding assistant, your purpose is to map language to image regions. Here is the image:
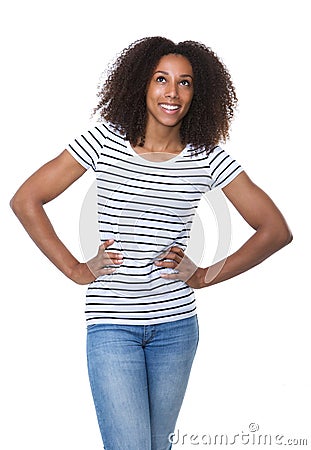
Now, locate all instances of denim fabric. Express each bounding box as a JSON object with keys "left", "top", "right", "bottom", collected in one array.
[{"left": 87, "top": 315, "right": 199, "bottom": 450}]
